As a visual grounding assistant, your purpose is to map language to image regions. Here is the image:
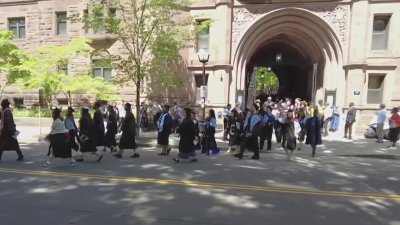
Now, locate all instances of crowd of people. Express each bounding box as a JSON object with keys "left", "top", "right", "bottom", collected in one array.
[{"left": 0, "top": 96, "right": 399, "bottom": 165}]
